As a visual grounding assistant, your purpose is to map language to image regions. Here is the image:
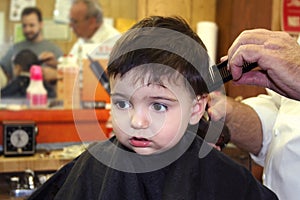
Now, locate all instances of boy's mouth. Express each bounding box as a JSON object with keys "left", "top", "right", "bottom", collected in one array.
[{"left": 129, "top": 137, "right": 151, "bottom": 147}]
